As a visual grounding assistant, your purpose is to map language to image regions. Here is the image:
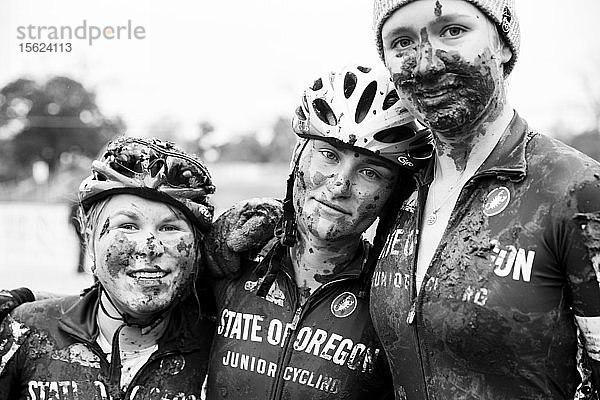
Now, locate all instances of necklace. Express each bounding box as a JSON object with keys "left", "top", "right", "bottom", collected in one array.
[{"left": 425, "top": 167, "right": 469, "bottom": 226}]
